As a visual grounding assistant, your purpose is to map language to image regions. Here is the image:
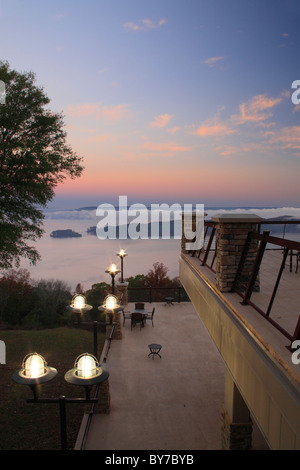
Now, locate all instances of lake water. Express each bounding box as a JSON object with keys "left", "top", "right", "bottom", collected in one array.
[
  {"left": 18, "top": 206, "right": 300, "bottom": 291},
  {"left": 19, "top": 218, "right": 181, "bottom": 291}
]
